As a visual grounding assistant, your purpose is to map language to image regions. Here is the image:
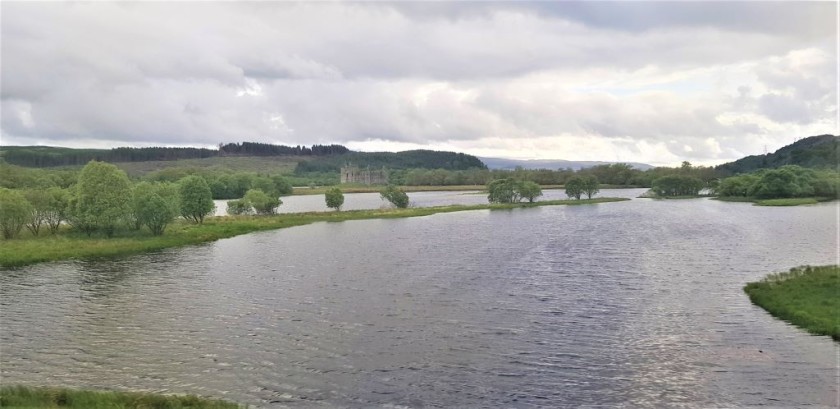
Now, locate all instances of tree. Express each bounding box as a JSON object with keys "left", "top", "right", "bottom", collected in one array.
[
  {"left": 271, "top": 175, "right": 293, "bottom": 196},
  {"left": 518, "top": 181, "right": 542, "bottom": 203},
  {"left": 244, "top": 189, "right": 281, "bottom": 215},
  {"left": 325, "top": 187, "right": 344, "bottom": 211},
  {"left": 0, "top": 188, "right": 33, "bottom": 239},
  {"left": 750, "top": 165, "right": 815, "bottom": 199},
  {"left": 134, "top": 182, "right": 179, "bottom": 235},
  {"left": 179, "top": 175, "right": 215, "bottom": 224},
  {"left": 44, "top": 187, "right": 70, "bottom": 234},
  {"left": 380, "top": 185, "right": 410, "bottom": 208},
  {"left": 76, "top": 161, "right": 133, "bottom": 237},
  {"left": 487, "top": 178, "right": 521, "bottom": 203},
  {"left": 565, "top": 176, "right": 584, "bottom": 200},
  {"left": 22, "top": 189, "right": 50, "bottom": 236},
  {"left": 582, "top": 176, "right": 600, "bottom": 199},
  {"left": 651, "top": 175, "right": 704, "bottom": 197},
  {"left": 226, "top": 199, "right": 253, "bottom": 215}
]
